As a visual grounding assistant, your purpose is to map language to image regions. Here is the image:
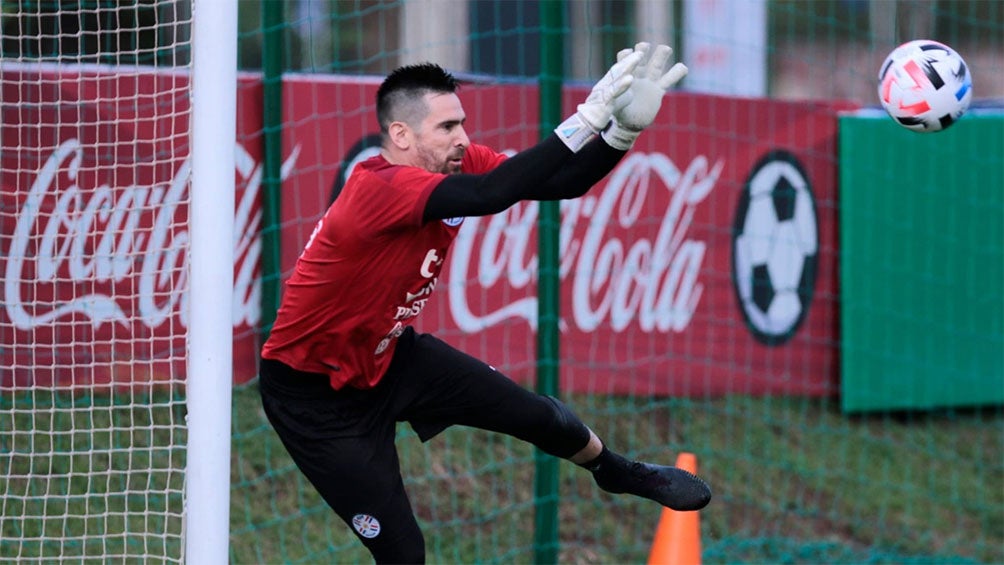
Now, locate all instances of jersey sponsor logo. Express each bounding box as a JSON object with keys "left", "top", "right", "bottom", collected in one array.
[
  {"left": 442, "top": 217, "right": 463, "bottom": 227},
  {"left": 419, "top": 249, "right": 443, "bottom": 278},
  {"left": 374, "top": 322, "right": 405, "bottom": 355},
  {"left": 394, "top": 298, "right": 428, "bottom": 320},
  {"left": 351, "top": 514, "right": 381, "bottom": 538},
  {"left": 377, "top": 249, "right": 446, "bottom": 352},
  {"left": 394, "top": 269, "right": 440, "bottom": 322},
  {"left": 405, "top": 278, "right": 437, "bottom": 303}
]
